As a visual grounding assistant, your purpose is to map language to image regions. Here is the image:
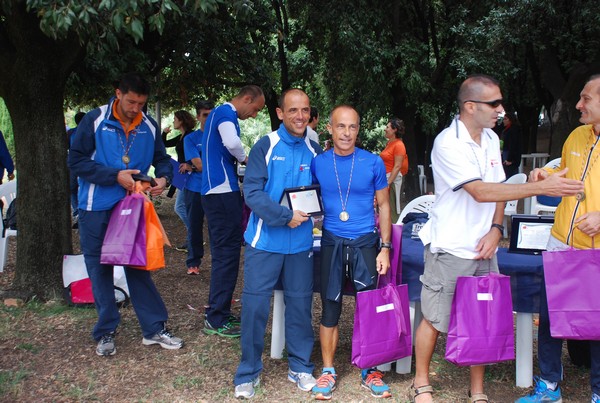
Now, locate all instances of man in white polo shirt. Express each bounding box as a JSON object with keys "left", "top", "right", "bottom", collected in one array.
[{"left": 410, "top": 74, "right": 584, "bottom": 403}]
